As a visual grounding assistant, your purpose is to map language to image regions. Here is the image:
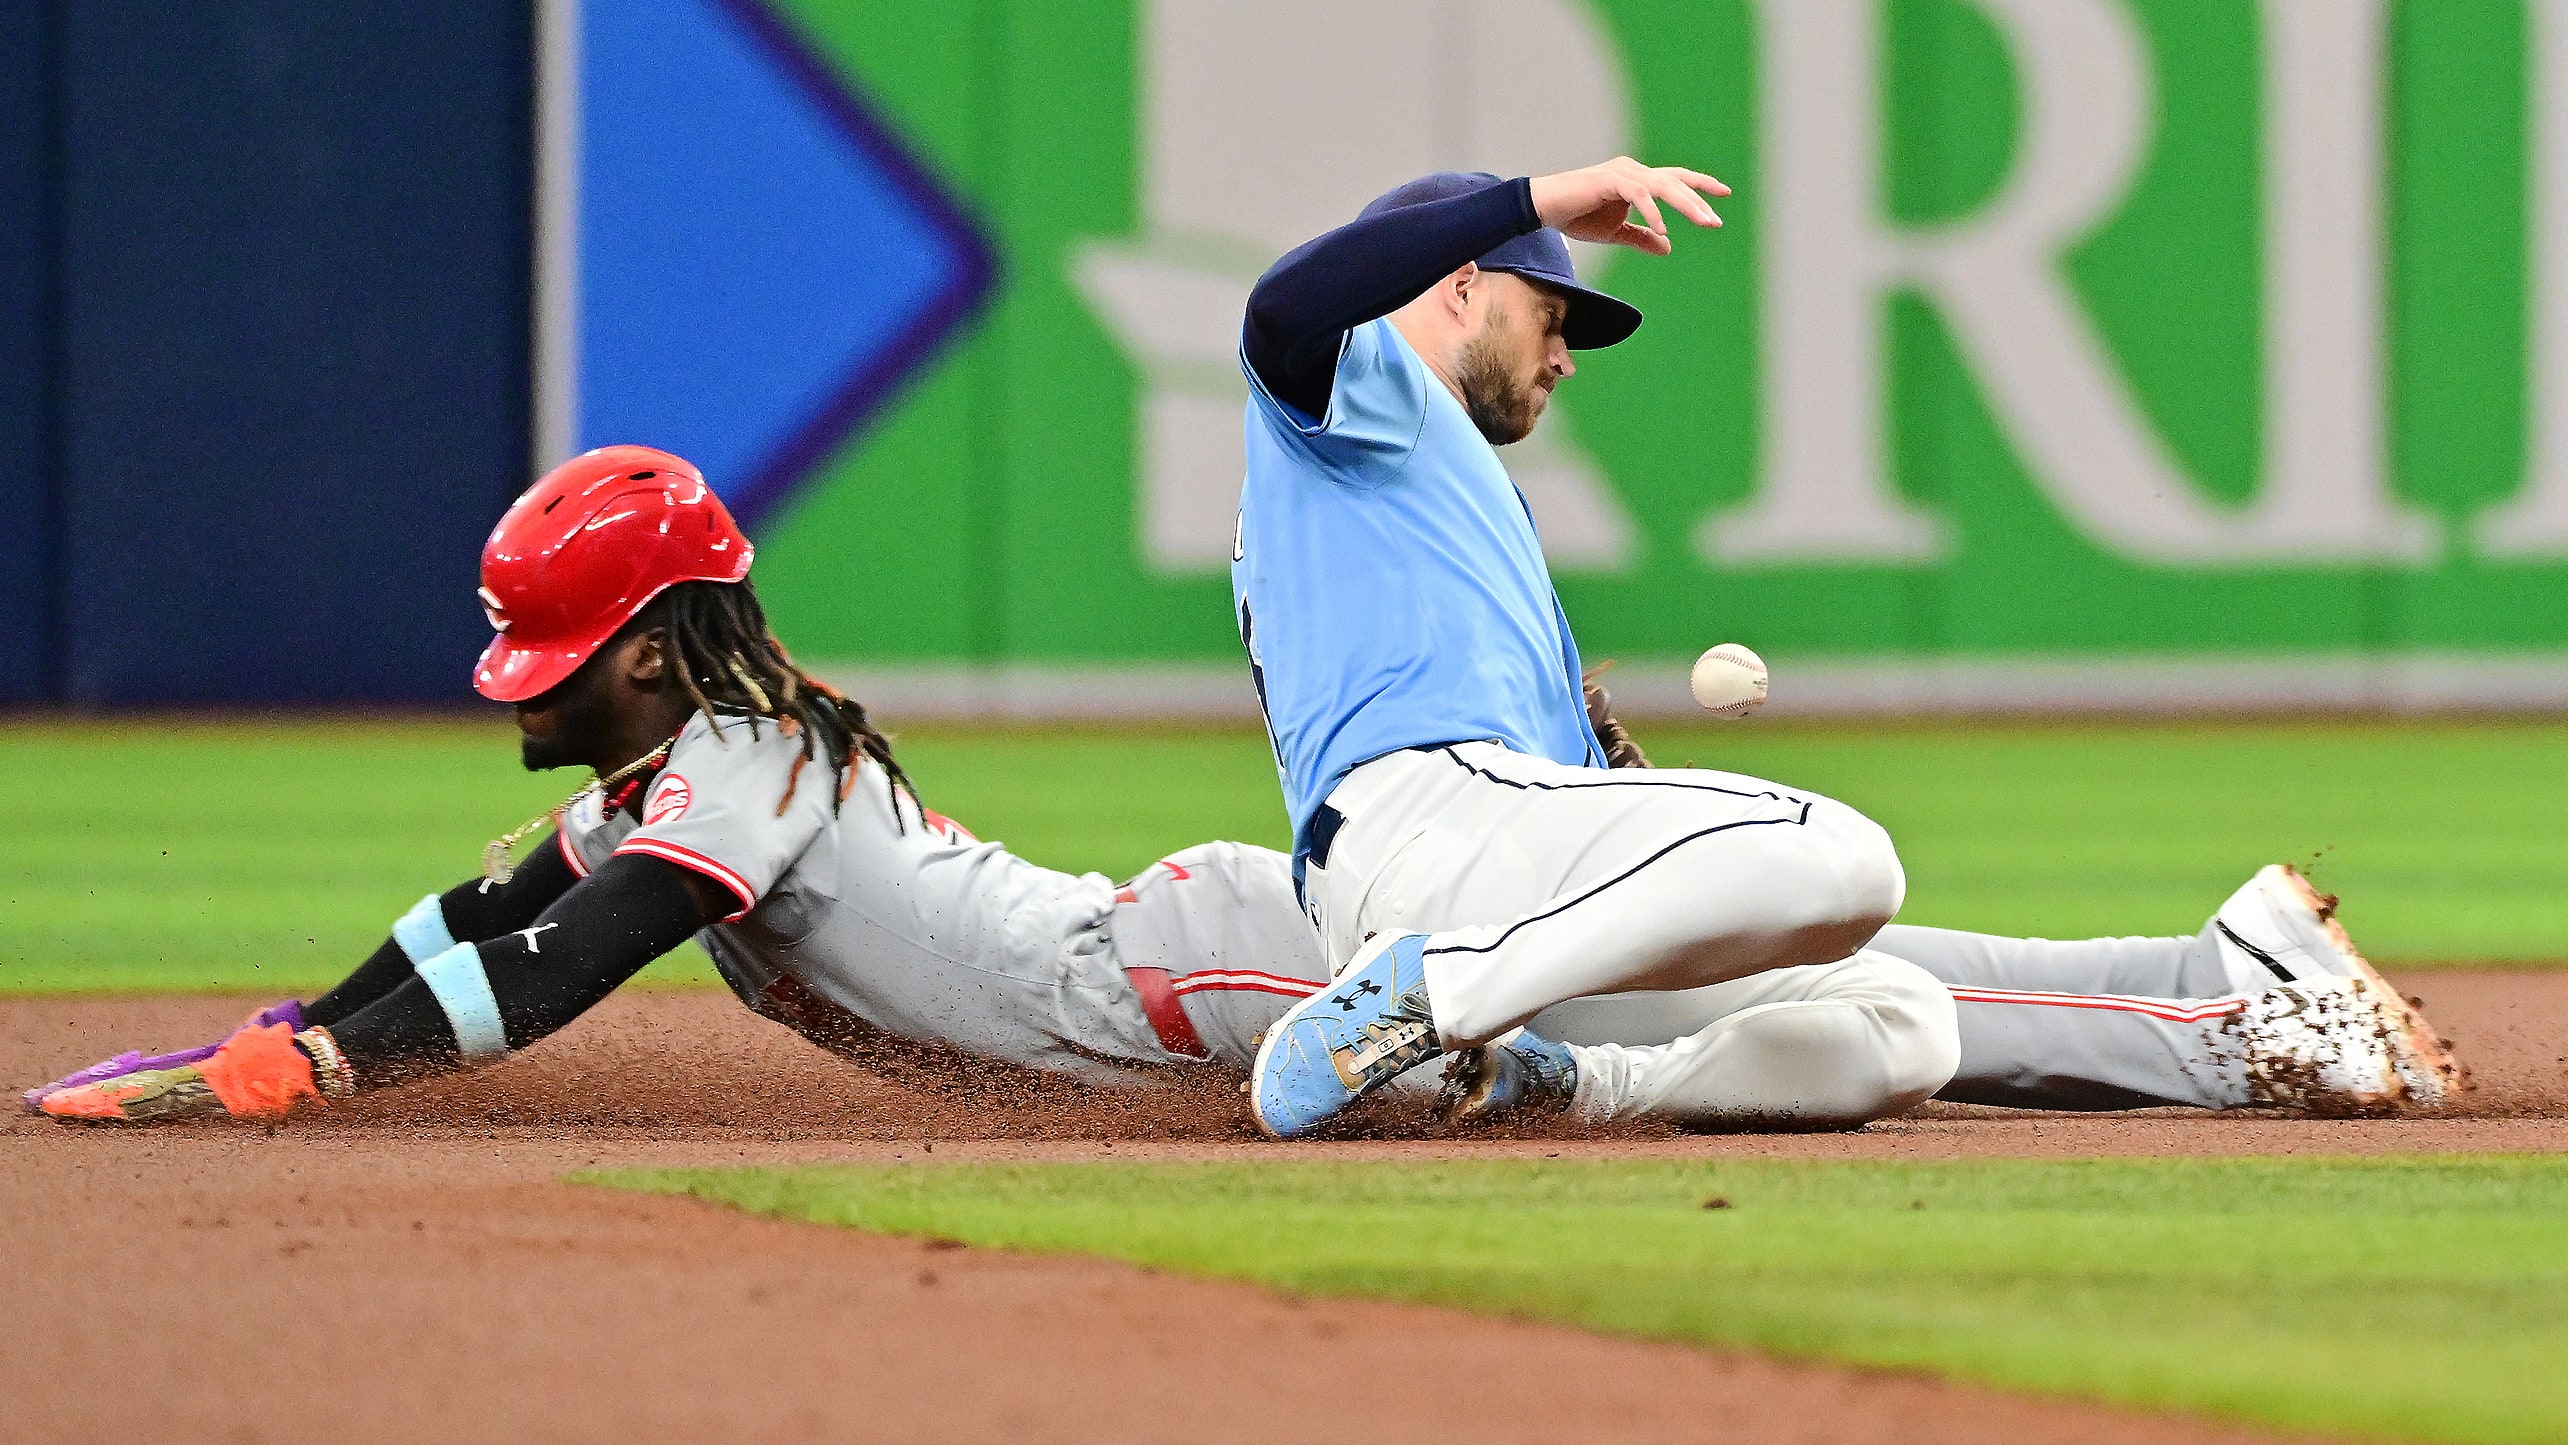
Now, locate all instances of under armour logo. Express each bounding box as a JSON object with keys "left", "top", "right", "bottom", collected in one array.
[
  {"left": 515, "top": 922, "right": 559, "bottom": 954},
  {"left": 1331, "top": 979, "right": 1383, "bottom": 1011}
]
